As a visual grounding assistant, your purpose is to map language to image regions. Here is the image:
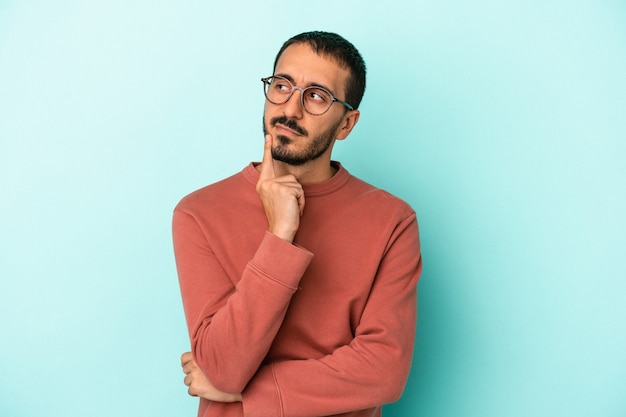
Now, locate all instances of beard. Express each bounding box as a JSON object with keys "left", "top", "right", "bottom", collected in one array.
[{"left": 262, "top": 114, "right": 342, "bottom": 166}]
